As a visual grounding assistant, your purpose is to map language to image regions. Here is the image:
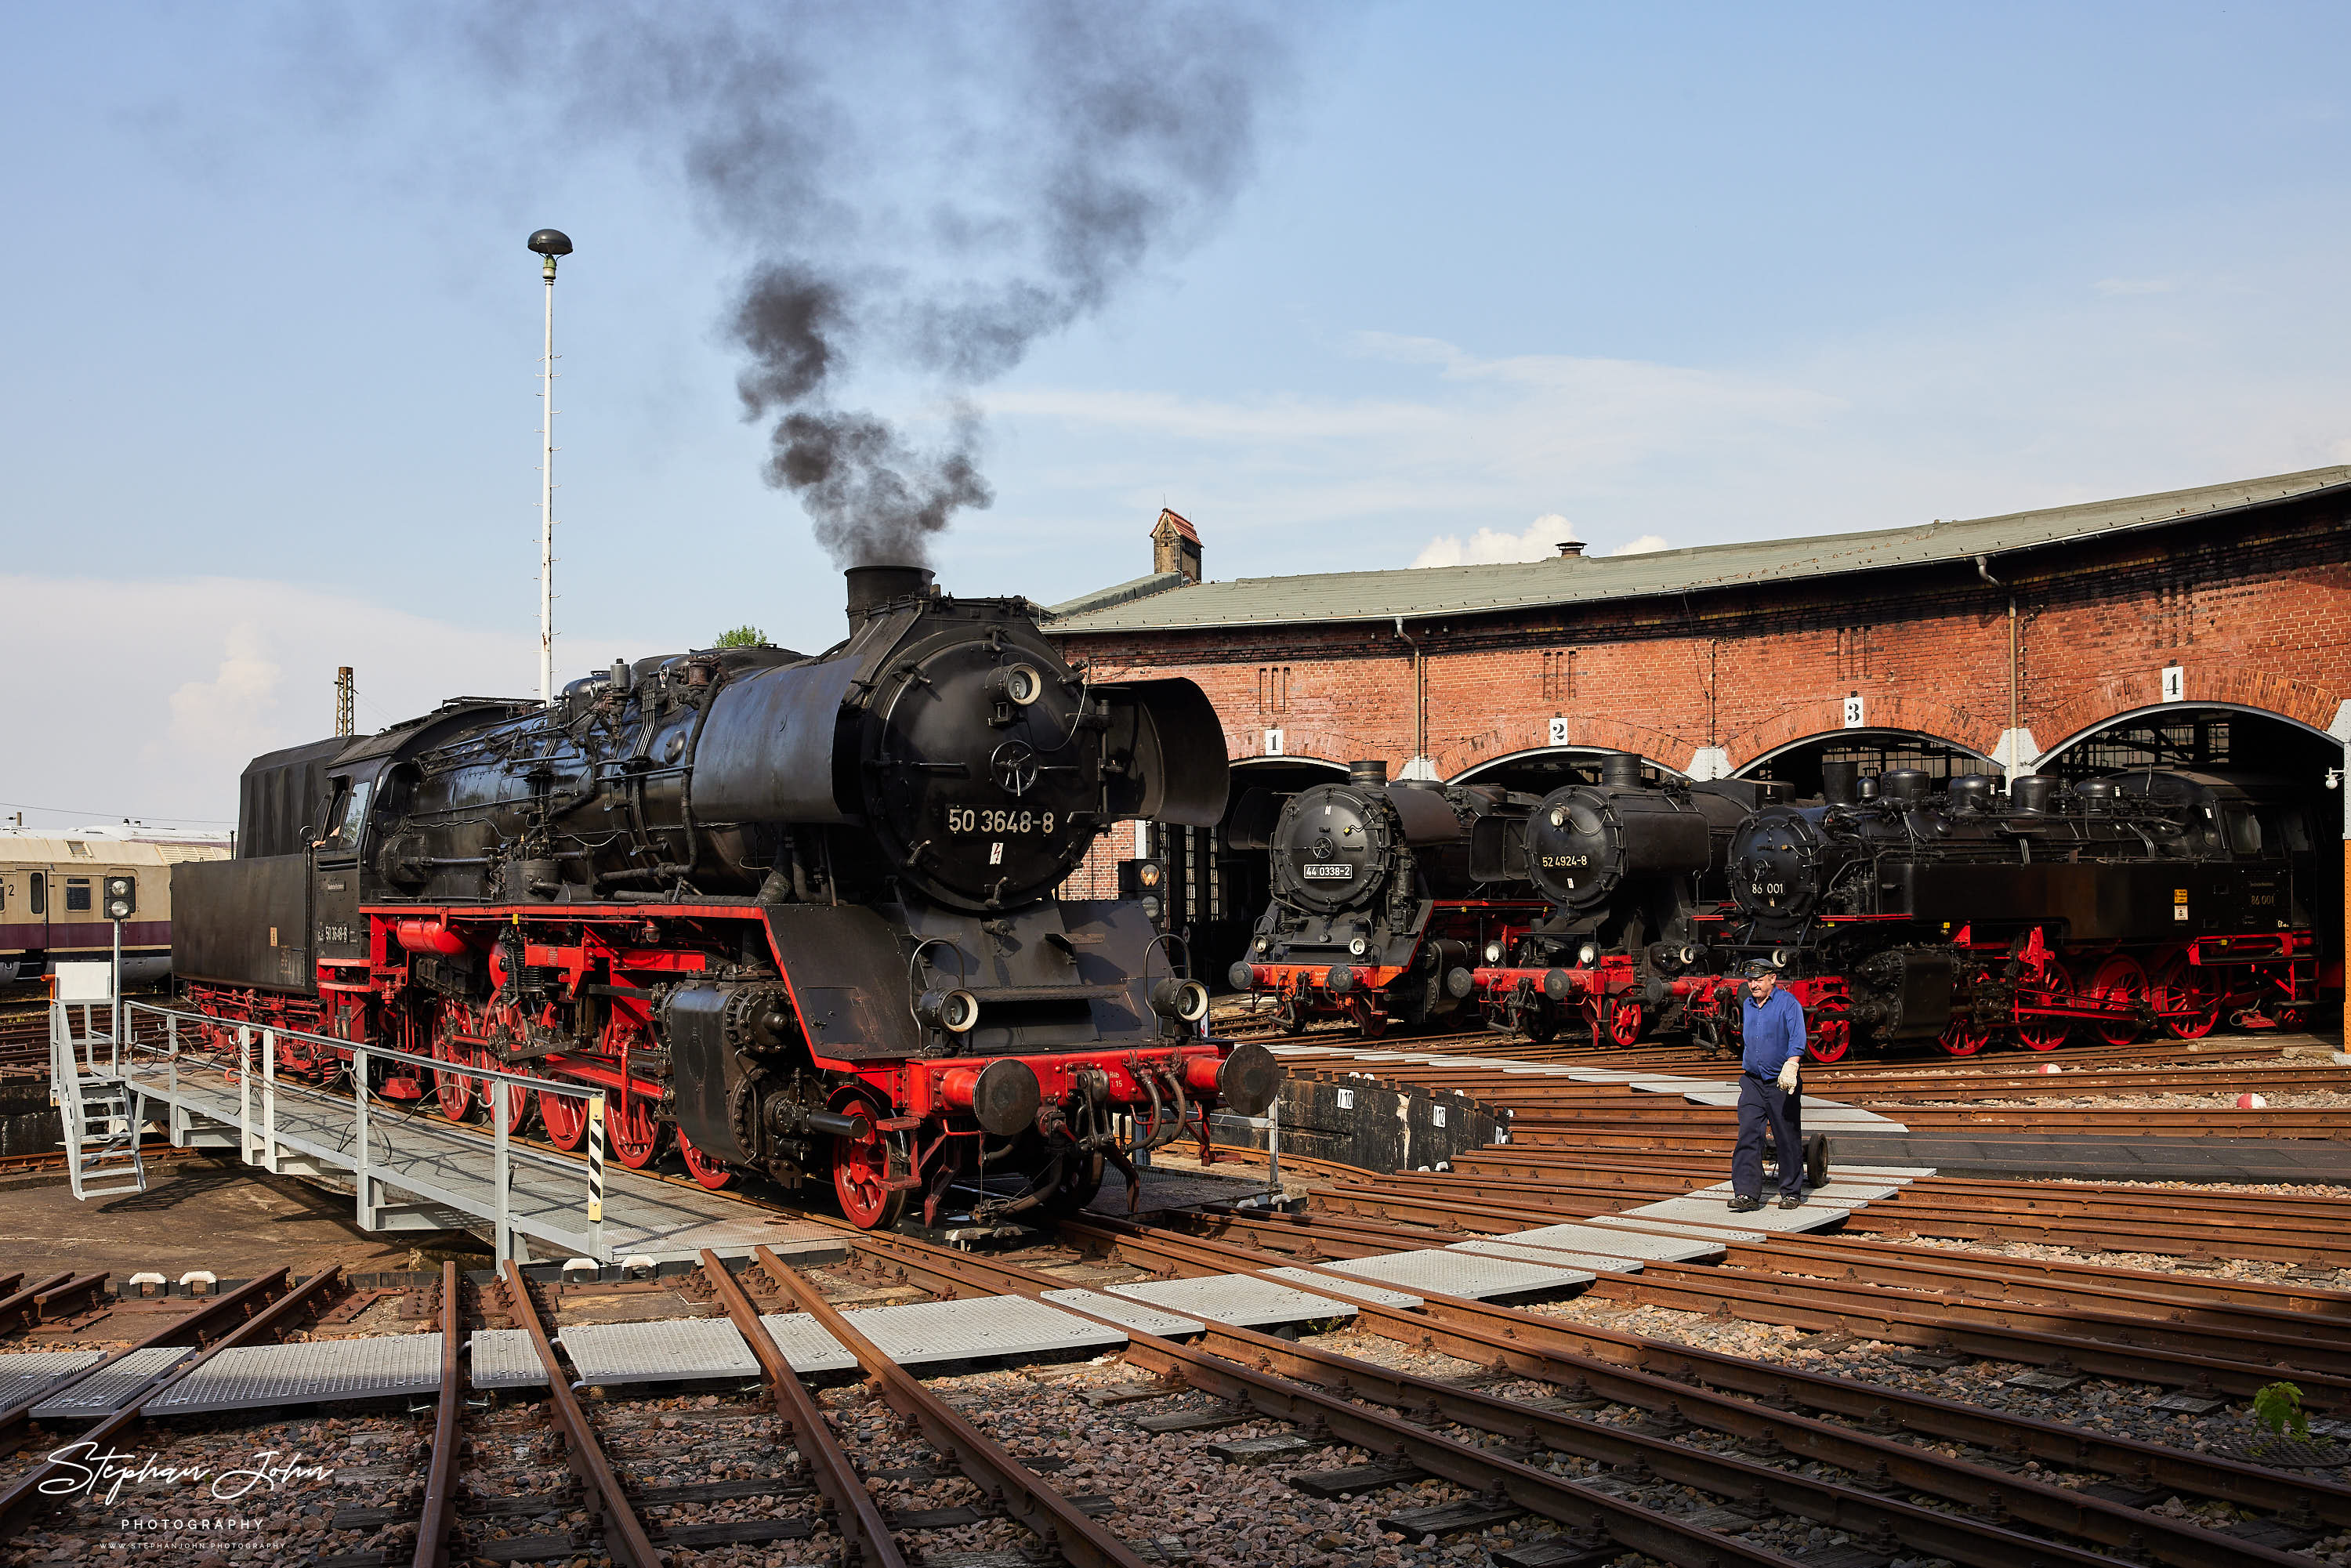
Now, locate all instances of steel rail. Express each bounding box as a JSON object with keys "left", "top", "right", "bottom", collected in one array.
[
  {"left": 748, "top": 1244, "right": 1146, "bottom": 1568},
  {"left": 0, "top": 1272, "right": 74, "bottom": 1339},
  {"left": 699, "top": 1248, "right": 905, "bottom": 1568},
  {"left": 1578, "top": 1262, "right": 2351, "bottom": 1378},
  {"left": 1838, "top": 1204, "right": 2351, "bottom": 1266},
  {"left": 0, "top": 1263, "right": 340, "bottom": 1539},
  {"left": 1089, "top": 1208, "right": 2351, "bottom": 1407},
  {"left": 1179, "top": 1201, "right": 2351, "bottom": 1342},
  {"left": 835, "top": 1230, "right": 1802, "bottom": 1568},
  {"left": 0, "top": 1266, "right": 298, "bottom": 1447},
  {"left": 846, "top": 1223, "right": 2273, "bottom": 1568},
  {"left": 498, "top": 1258, "right": 659, "bottom": 1568},
  {"left": 1054, "top": 1215, "right": 2351, "bottom": 1525},
  {"left": 412, "top": 1261, "right": 461, "bottom": 1568}
]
